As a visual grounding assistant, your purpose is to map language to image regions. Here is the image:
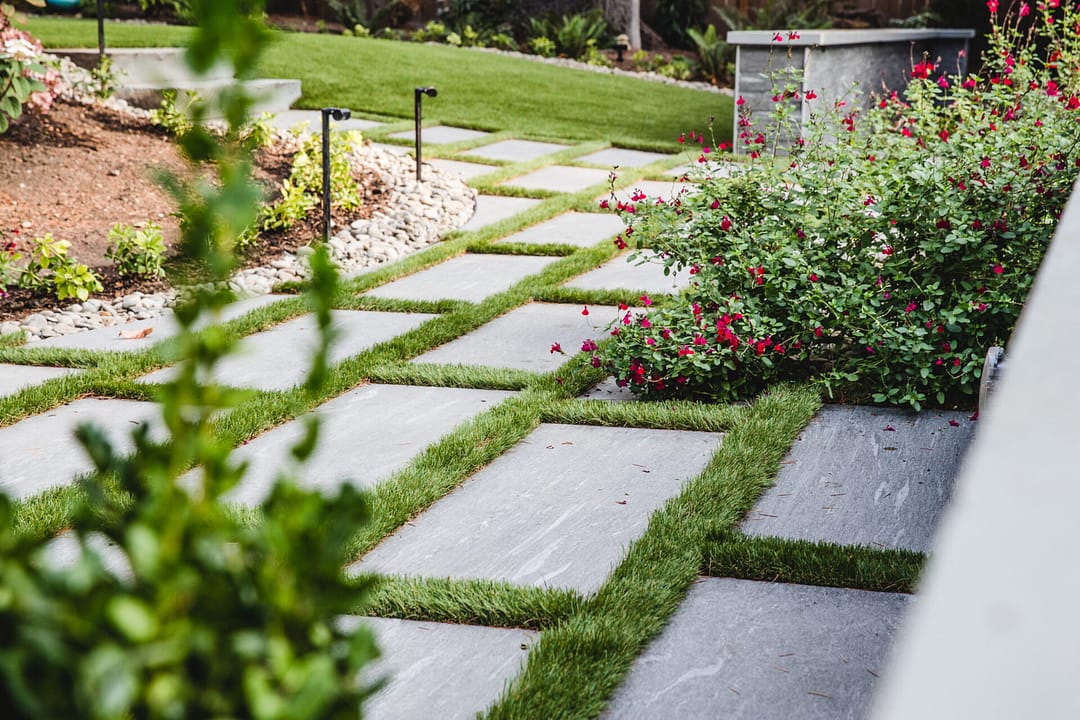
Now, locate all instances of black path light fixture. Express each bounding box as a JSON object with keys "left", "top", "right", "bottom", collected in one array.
[
  {"left": 97, "top": 0, "right": 105, "bottom": 59},
  {"left": 615, "top": 33, "right": 629, "bottom": 63},
  {"left": 321, "top": 107, "right": 351, "bottom": 243},
  {"left": 414, "top": 86, "right": 438, "bottom": 181}
]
